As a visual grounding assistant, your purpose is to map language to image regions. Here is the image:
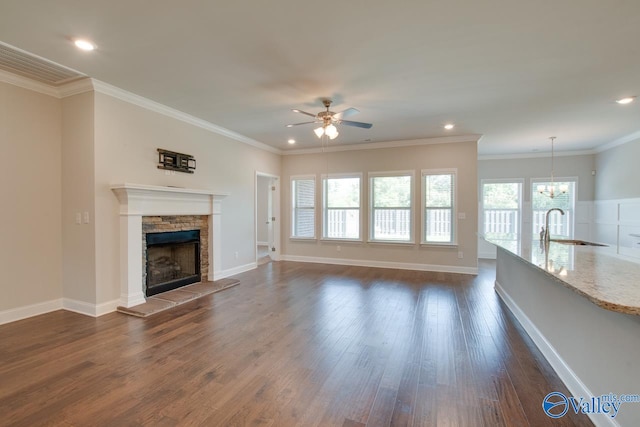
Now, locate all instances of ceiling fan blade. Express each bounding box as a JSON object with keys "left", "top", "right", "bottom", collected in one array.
[
  {"left": 338, "top": 119, "right": 373, "bottom": 129},
  {"left": 333, "top": 107, "right": 359, "bottom": 120},
  {"left": 291, "top": 109, "right": 317, "bottom": 118},
  {"left": 285, "top": 121, "right": 318, "bottom": 127}
]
